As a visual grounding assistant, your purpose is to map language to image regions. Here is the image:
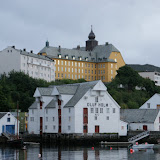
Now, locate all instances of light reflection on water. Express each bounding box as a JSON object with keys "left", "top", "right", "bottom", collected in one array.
[{"left": 0, "top": 145, "right": 160, "bottom": 160}]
